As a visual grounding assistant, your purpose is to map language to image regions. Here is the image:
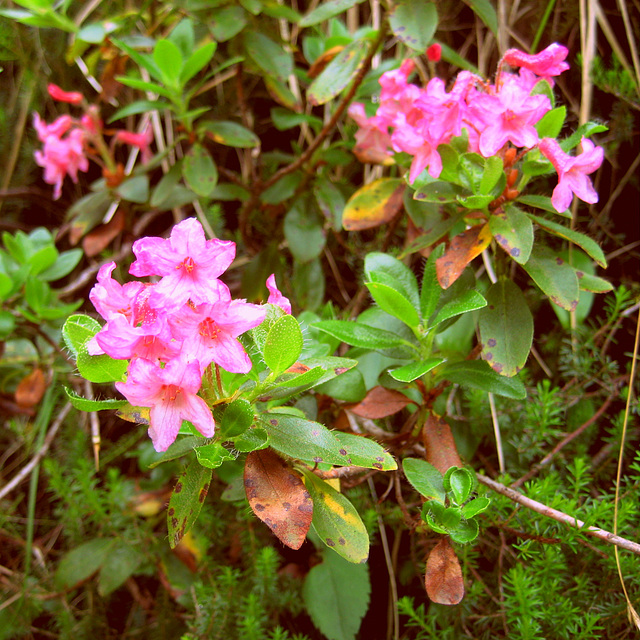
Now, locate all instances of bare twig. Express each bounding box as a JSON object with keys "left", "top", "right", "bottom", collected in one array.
[
  {"left": 0, "top": 403, "right": 72, "bottom": 501},
  {"left": 477, "top": 473, "right": 640, "bottom": 556}
]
